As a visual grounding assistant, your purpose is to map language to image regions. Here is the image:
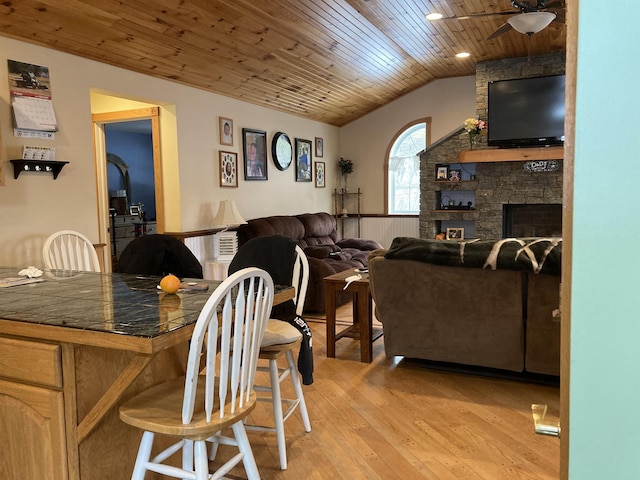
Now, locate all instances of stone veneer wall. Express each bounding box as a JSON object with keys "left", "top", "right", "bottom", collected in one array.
[{"left": 420, "top": 52, "right": 566, "bottom": 240}]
